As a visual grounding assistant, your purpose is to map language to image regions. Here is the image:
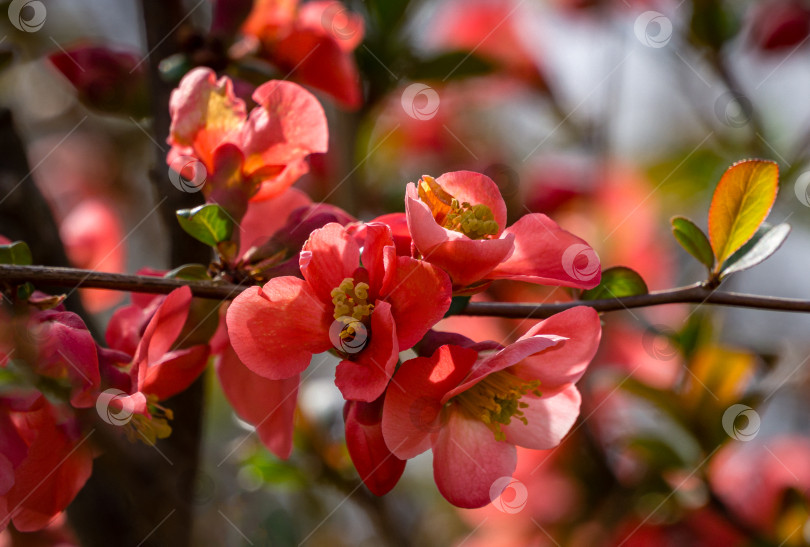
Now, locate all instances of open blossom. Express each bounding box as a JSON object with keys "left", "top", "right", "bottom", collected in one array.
[
  {"left": 212, "top": 193, "right": 354, "bottom": 459},
  {"left": 381, "top": 307, "right": 601, "bottom": 507},
  {"left": 405, "top": 171, "right": 601, "bottom": 289},
  {"left": 102, "top": 286, "right": 210, "bottom": 444},
  {"left": 167, "top": 67, "right": 328, "bottom": 219},
  {"left": 227, "top": 222, "right": 452, "bottom": 402},
  {"left": 241, "top": 0, "right": 364, "bottom": 109}
]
